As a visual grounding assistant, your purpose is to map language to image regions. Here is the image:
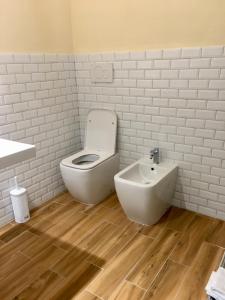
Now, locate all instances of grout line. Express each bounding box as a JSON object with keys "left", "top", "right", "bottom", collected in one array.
[
  {"left": 172, "top": 261, "right": 190, "bottom": 300},
  {"left": 83, "top": 232, "right": 151, "bottom": 299},
  {"left": 143, "top": 258, "right": 189, "bottom": 300},
  {"left": 124, "top": 278, "right": 147, "bottom": 291},
  {"left": 85, "top": 289, "right": 104, "bottom": 300},
  {"left": 205, "top": 240, "right": 225, "bottom": 250},
  {"left": 16, "top": 249, "right": 34, "bottom": 262},
  {"left": 168, "top": 257, "right": 191, "bottom": 268},
  {"left": 87, "top": 261, "right": 104, "bottom": 271},
  {"left": 124, "top": 279, "right": 147, "bottom": 291}
]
